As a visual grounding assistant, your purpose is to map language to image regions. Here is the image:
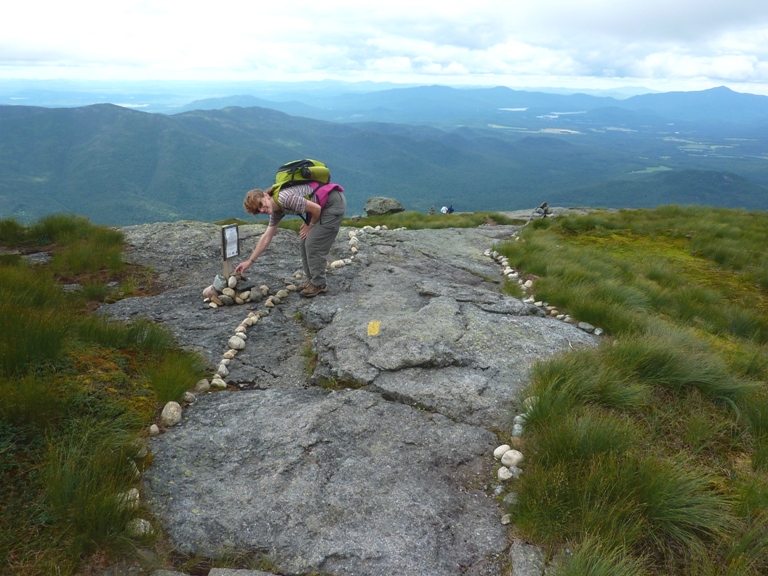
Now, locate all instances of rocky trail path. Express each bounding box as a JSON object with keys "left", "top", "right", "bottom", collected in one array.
[{"left": 101, "top": 219, "right": 598, "bottom": 576}]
